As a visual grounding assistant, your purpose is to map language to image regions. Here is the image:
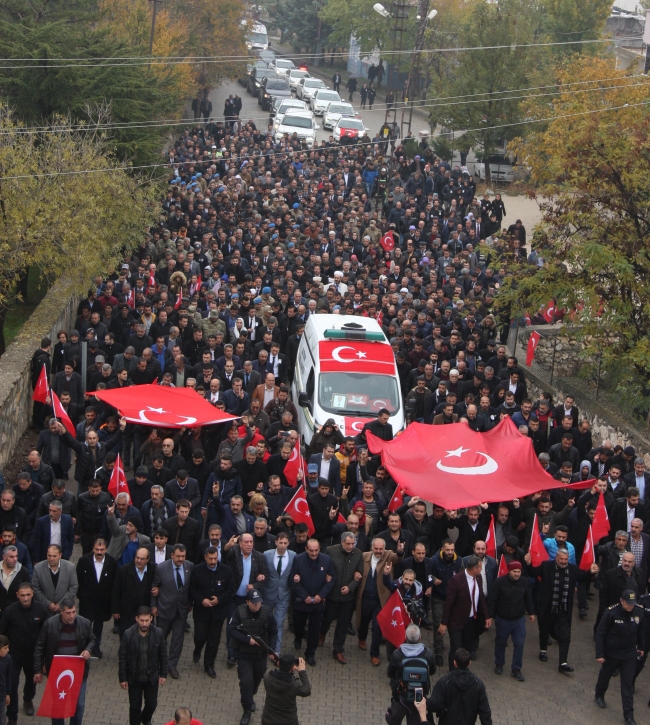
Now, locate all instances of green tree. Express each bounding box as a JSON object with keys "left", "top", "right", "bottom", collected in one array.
[
  {"left": 499, "top": 58, "right": 650, "bottom": 415},
  {"left": 539, "top": 0, "right": 611, "bottom": 49},
  {"left": 320, "top": 0, "right": 393, "bottom": 53},
  {"left": 429, "top": 0, "right": 539, "bottom": 182},
  {"left": 0, "top": 106, "right": 160, "bottom": 353},
  {"left": 0, "top": 21, "right": 183, "bottom": 165},
  {"left": 268, "top": 0, "right": 330, "bottom": 54}
]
